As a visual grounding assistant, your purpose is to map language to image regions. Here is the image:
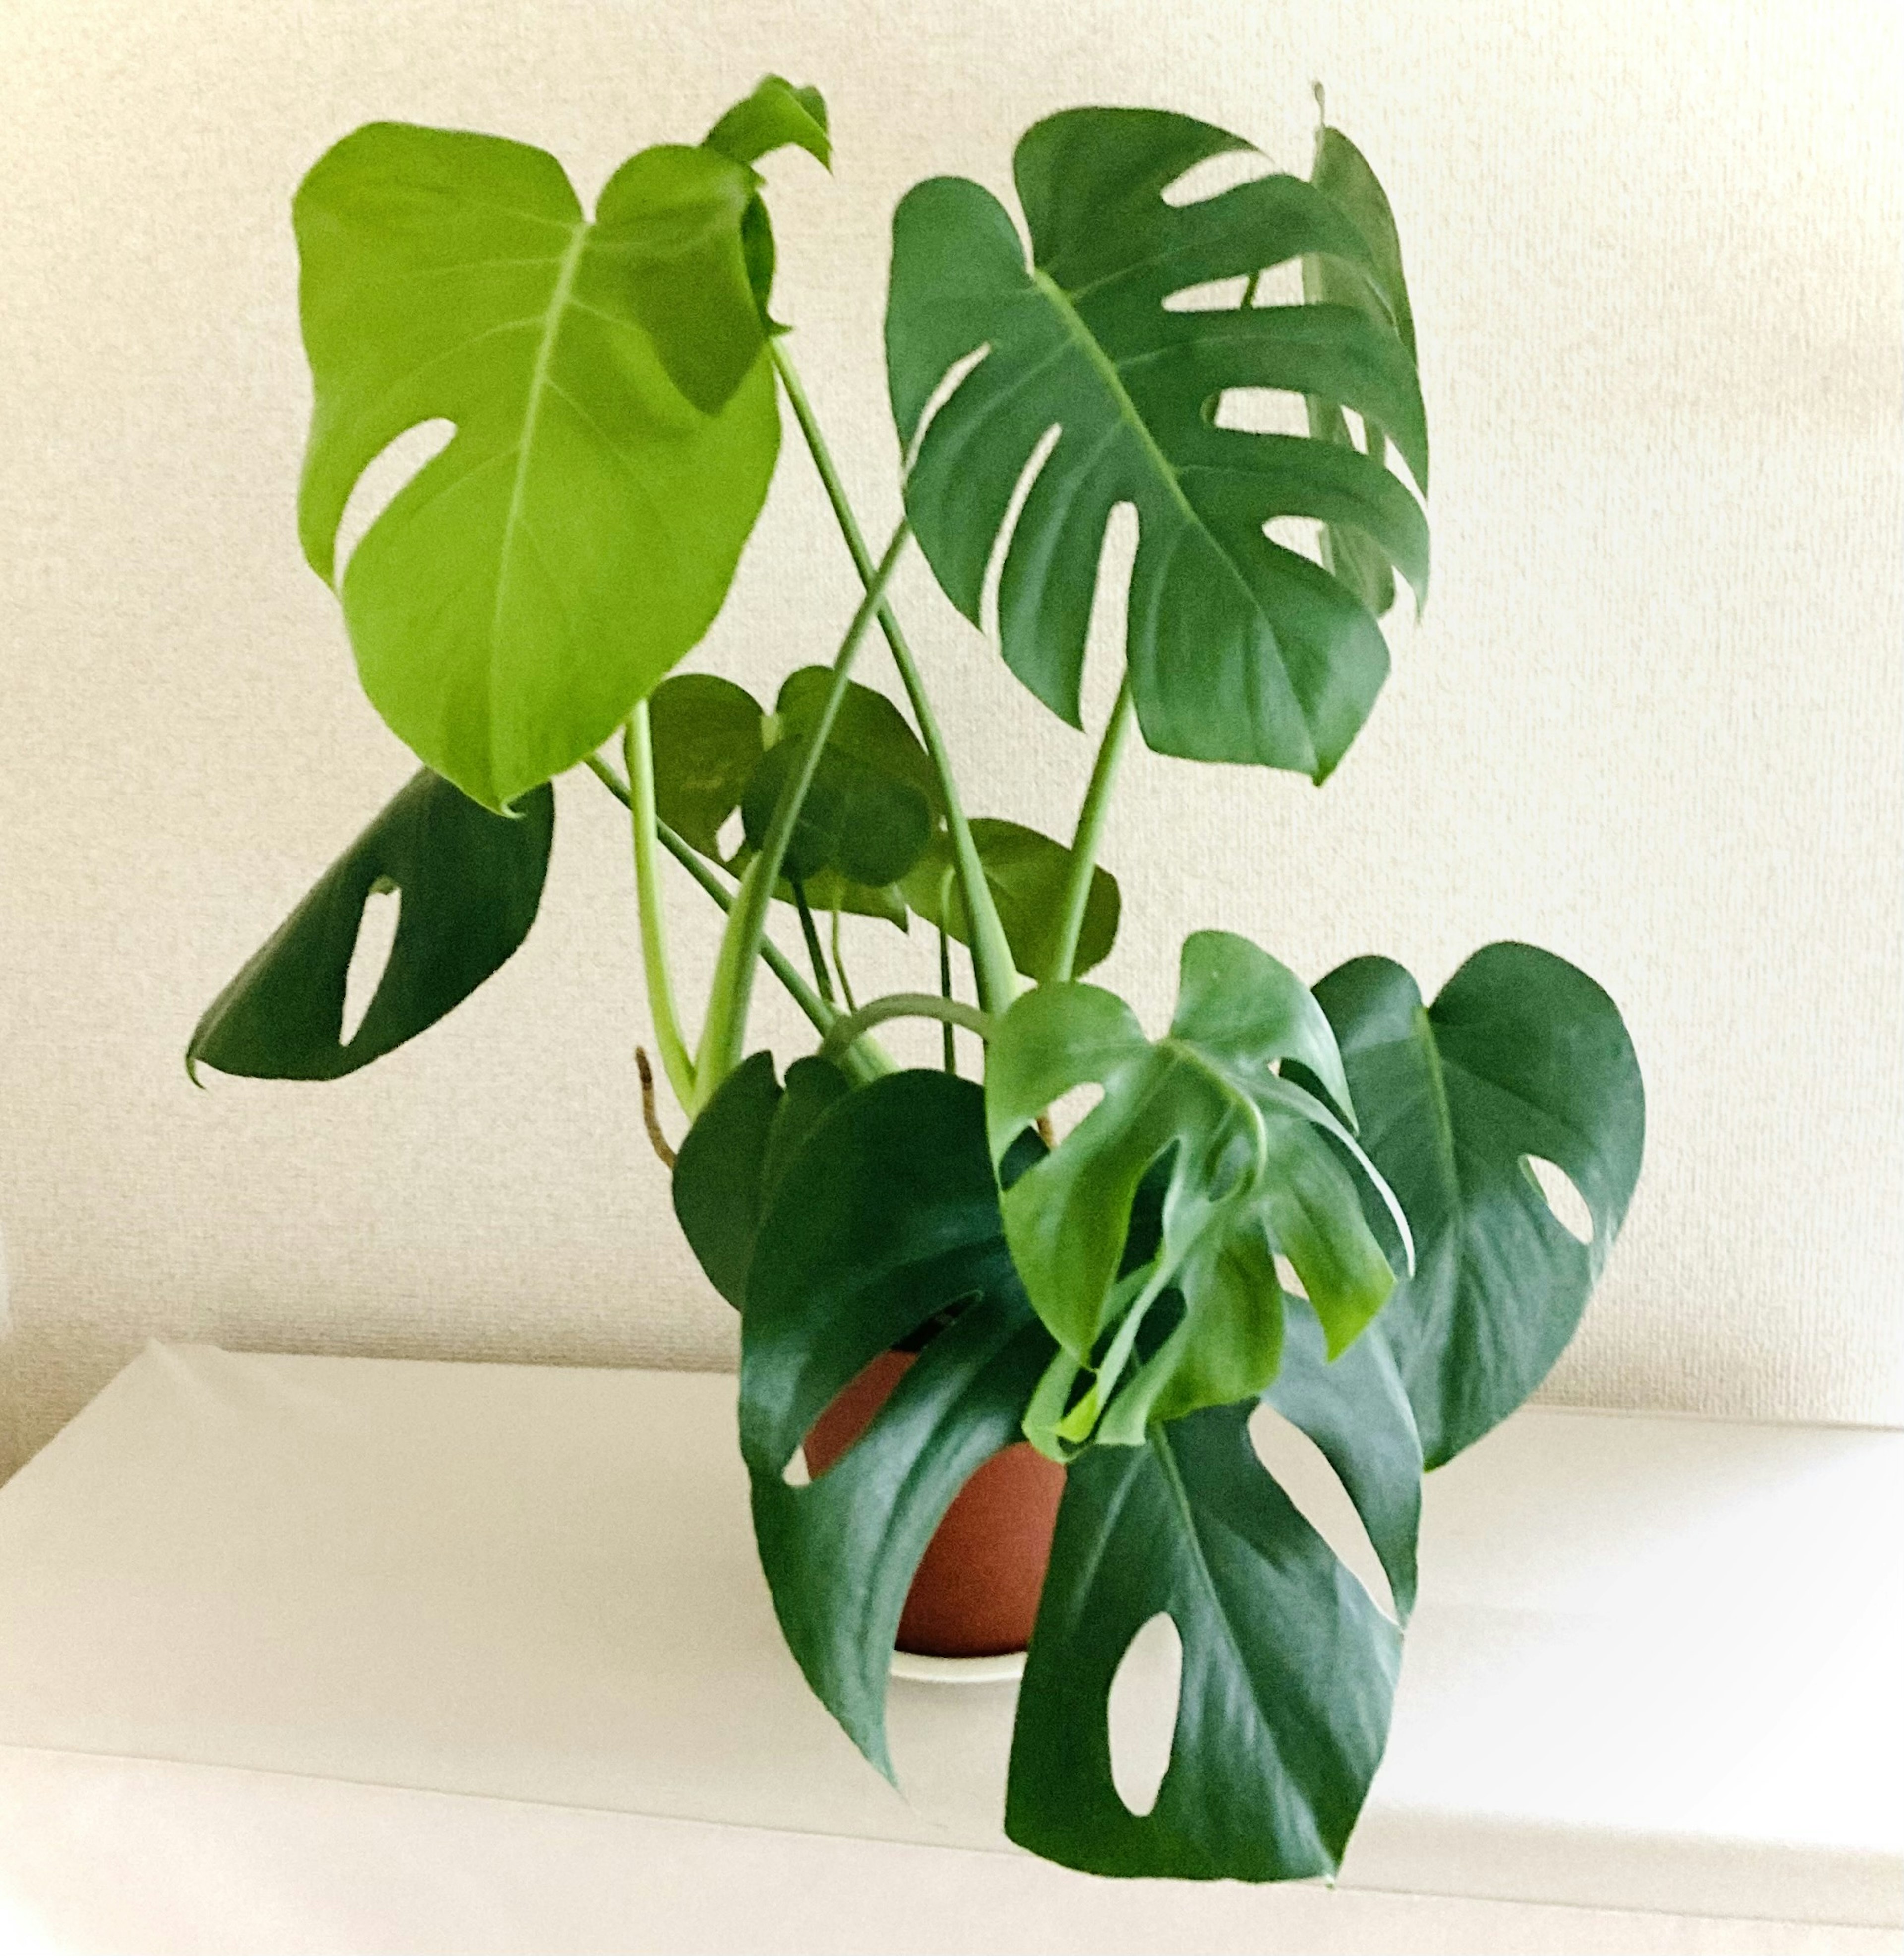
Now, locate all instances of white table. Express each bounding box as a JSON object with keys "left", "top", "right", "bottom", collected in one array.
[{"left": 0, "top": 1344, "right": 1897, "bottom": 1956}]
